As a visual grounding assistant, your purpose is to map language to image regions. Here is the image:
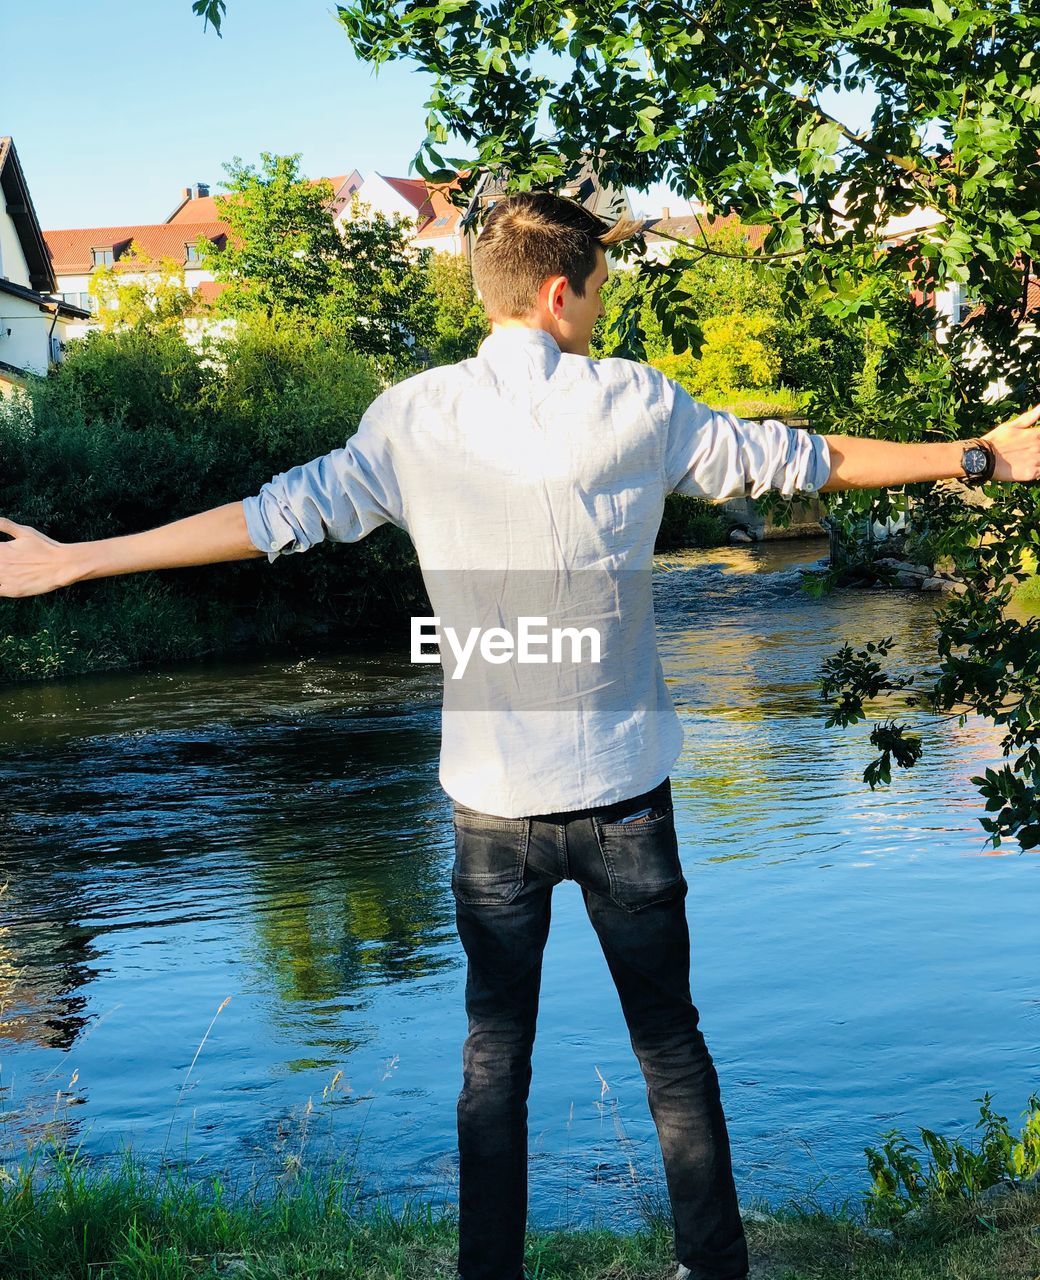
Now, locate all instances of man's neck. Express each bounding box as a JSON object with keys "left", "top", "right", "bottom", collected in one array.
[
  {"left": 490, "top": 318, "right": 552, "bottom": 338},
  {"left": 489, "top": 318, "right": 587, "bottom": 356}
]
